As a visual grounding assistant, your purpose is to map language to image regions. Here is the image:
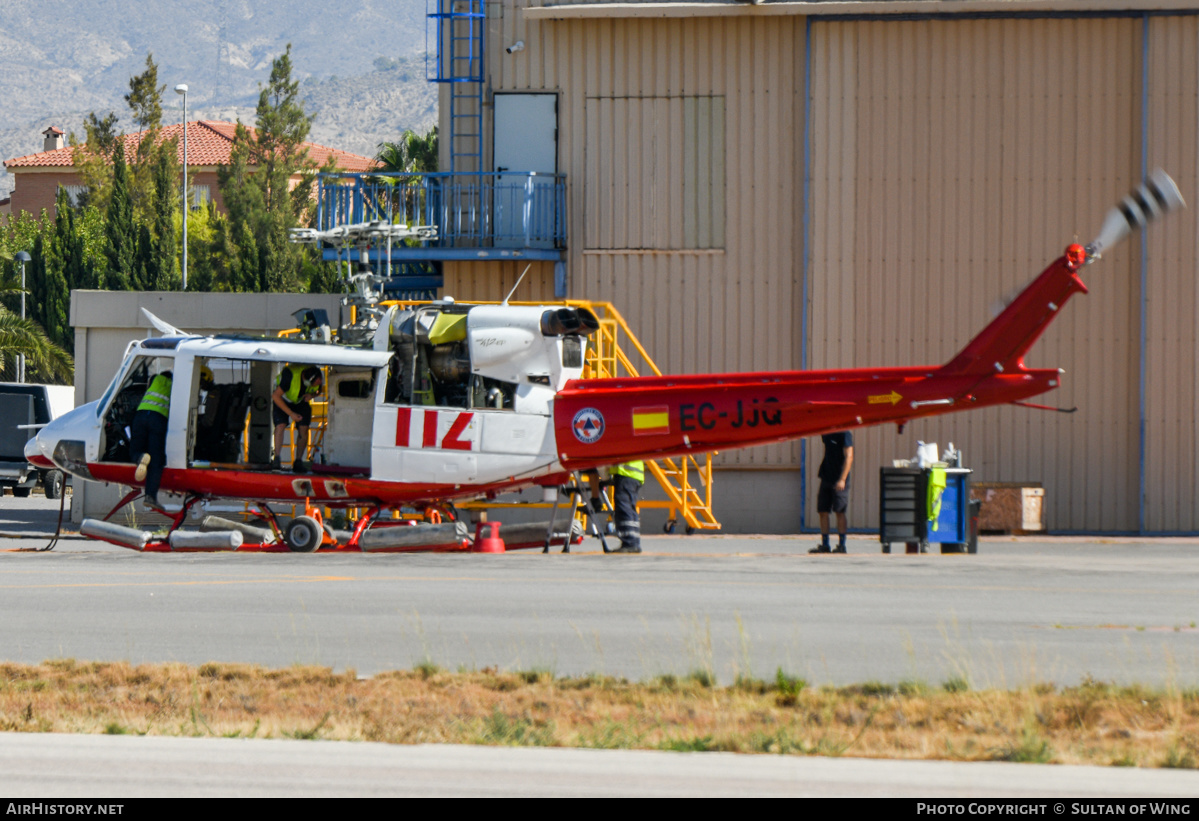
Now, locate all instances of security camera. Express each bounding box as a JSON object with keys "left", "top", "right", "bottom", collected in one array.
[{"left": 506, "top": 41, "right": 524, "bottom": 54}]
